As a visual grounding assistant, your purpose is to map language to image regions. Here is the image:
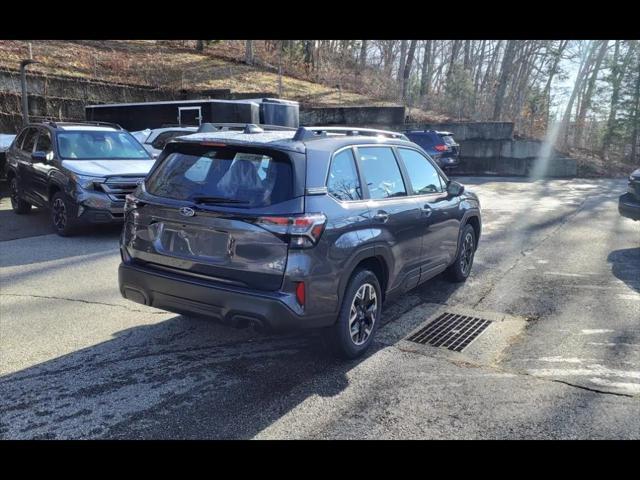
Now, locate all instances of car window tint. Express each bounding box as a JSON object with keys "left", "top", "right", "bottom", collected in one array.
[
  {"left": 145, "top": 147, "right": 292, "bottom": 207},
  {"left": 398, "top": 148, "right": 445, "bottom": 194},
  {"left": 36, "top": 130, "right": 52, "bottom": 152},
  {"left": 407, "top": 132, "right": 438, "bottom": 148},
  {"left": 327, "top": 149, "right": 362, "bottom": 201},
  {"left": 357, "top": 147, "right": 406, "bottom": 200},
  {"left": 21, "top": 128, "right": 38, "bottom": 154}
]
